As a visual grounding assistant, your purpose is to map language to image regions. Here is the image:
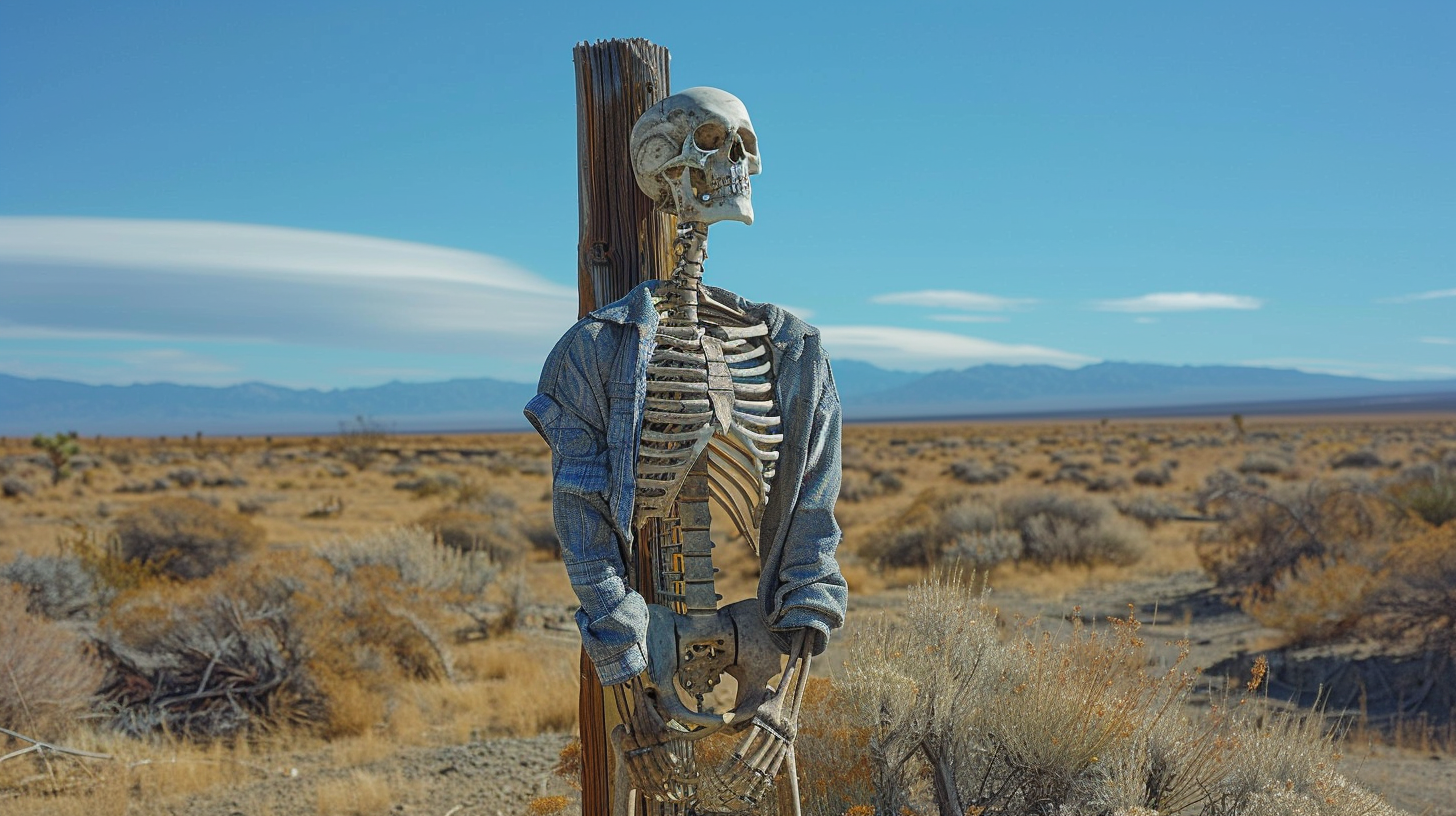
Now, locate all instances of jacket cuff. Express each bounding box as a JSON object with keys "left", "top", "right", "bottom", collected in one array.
[
  {"left": 590, "top": 641, "right": 649, "bottom": 686},
  {"left": 772, "top": 606, "right": 839, "bottom": 656}
]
